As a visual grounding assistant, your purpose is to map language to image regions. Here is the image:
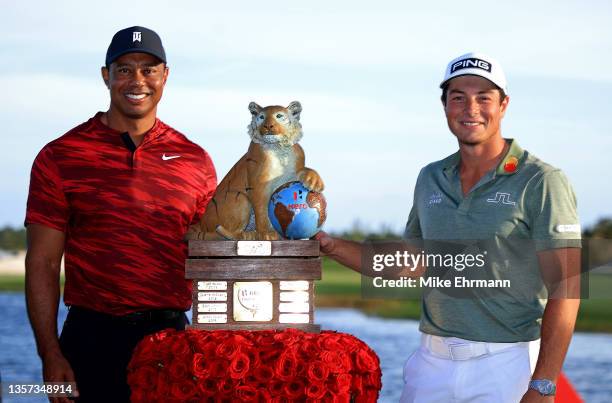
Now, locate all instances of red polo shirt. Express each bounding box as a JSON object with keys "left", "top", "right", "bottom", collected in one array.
[{"left": 25, "top": 113, "right": 216, "bottom": 315}]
